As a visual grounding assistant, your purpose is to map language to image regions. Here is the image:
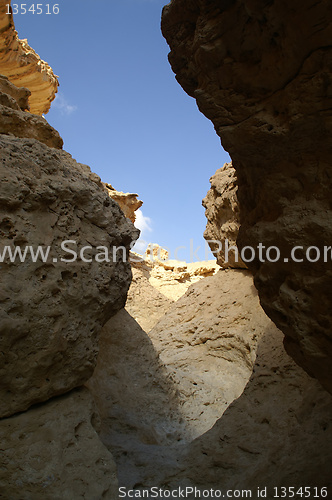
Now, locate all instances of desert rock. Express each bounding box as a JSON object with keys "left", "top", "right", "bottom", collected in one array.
[
  {"left": 0, "top": 79, "right": 63, "bottom": 148},
  {"left": 162, "top": 0, "right": 332, "bottom": 393},
  {"left": 0, "top": 387, "right": 118, "bottom": 499},
  {"left": 0, "top": 1, "right": 59, "bottom": 115},
  {"left": 87, "top": 269, "right": 283, "bottom": 487},
  {"left": 0, "top": 132, "right": 138, "bottom": 418},
  {"left": 104, "top": 183, "right": 143, "bottom": 223},
  {"left": 203, "top": 162, "right": 246, "bottom": 269},
  {"left": 167, "top": 327, "right": 332, "bottom": 493}
]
